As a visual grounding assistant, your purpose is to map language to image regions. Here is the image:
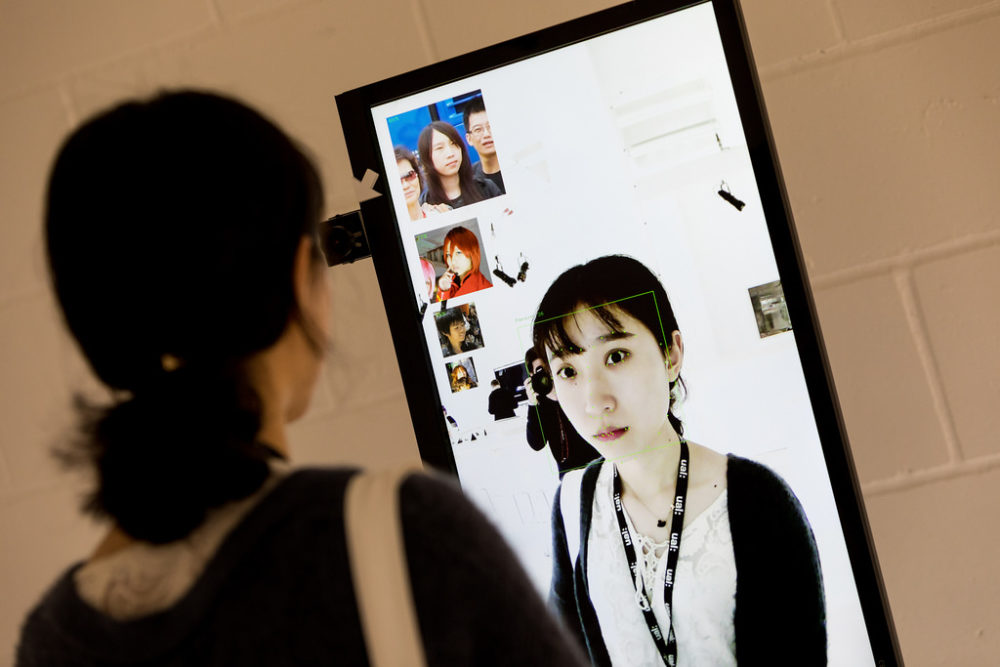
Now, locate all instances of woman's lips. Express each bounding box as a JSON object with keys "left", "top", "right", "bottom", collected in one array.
[{"left": 594, "top": 427, "right": 629, "bottom": 442}]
